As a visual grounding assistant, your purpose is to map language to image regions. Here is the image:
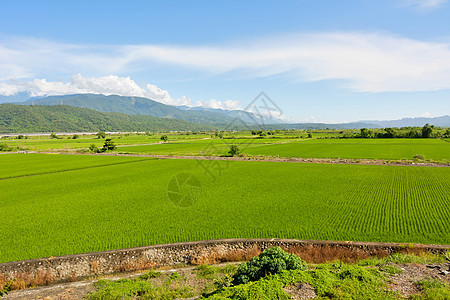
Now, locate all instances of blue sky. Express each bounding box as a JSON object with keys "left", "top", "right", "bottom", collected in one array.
[{"left": 1, "top": 0, "right": 450, "bottom": 122}]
